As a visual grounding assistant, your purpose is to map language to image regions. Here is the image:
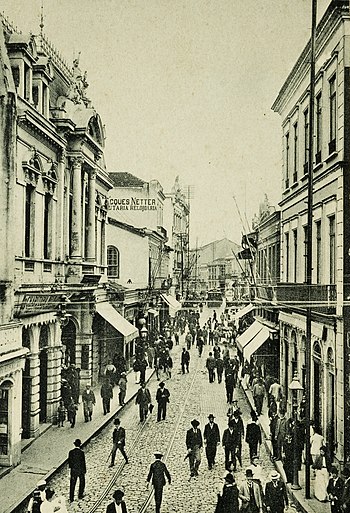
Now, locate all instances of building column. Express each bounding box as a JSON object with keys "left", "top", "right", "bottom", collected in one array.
[
  {"left": 86, "top": 169, "right": 96, "bottom": 262},
  {"left": 46, "top": 323, "right": 62, "bottom": 423},
  {"left": 70, "top": 156, "right": 83, "bottom": 260}
]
